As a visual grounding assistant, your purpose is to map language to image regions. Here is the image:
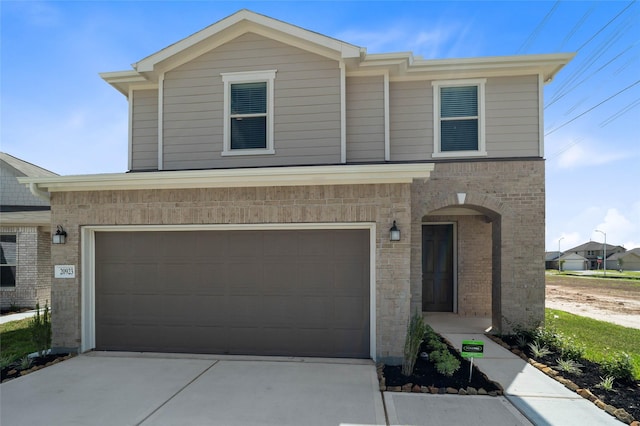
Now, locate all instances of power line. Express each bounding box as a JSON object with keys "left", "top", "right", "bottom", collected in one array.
[
  {"left": 574, "top": 0, "right": 636, "bottom": 52},
  {"left": 518, "top": 1, "right": 561, "bottom": 54},
  {"left": 545, "top": 80, "right": 640, "bottom": 136}
]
